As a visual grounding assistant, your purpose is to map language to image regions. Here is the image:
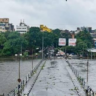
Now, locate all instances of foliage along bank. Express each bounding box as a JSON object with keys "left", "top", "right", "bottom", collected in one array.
[{"left": 0, "top": 27, "right": 93, "bottom": 56}]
